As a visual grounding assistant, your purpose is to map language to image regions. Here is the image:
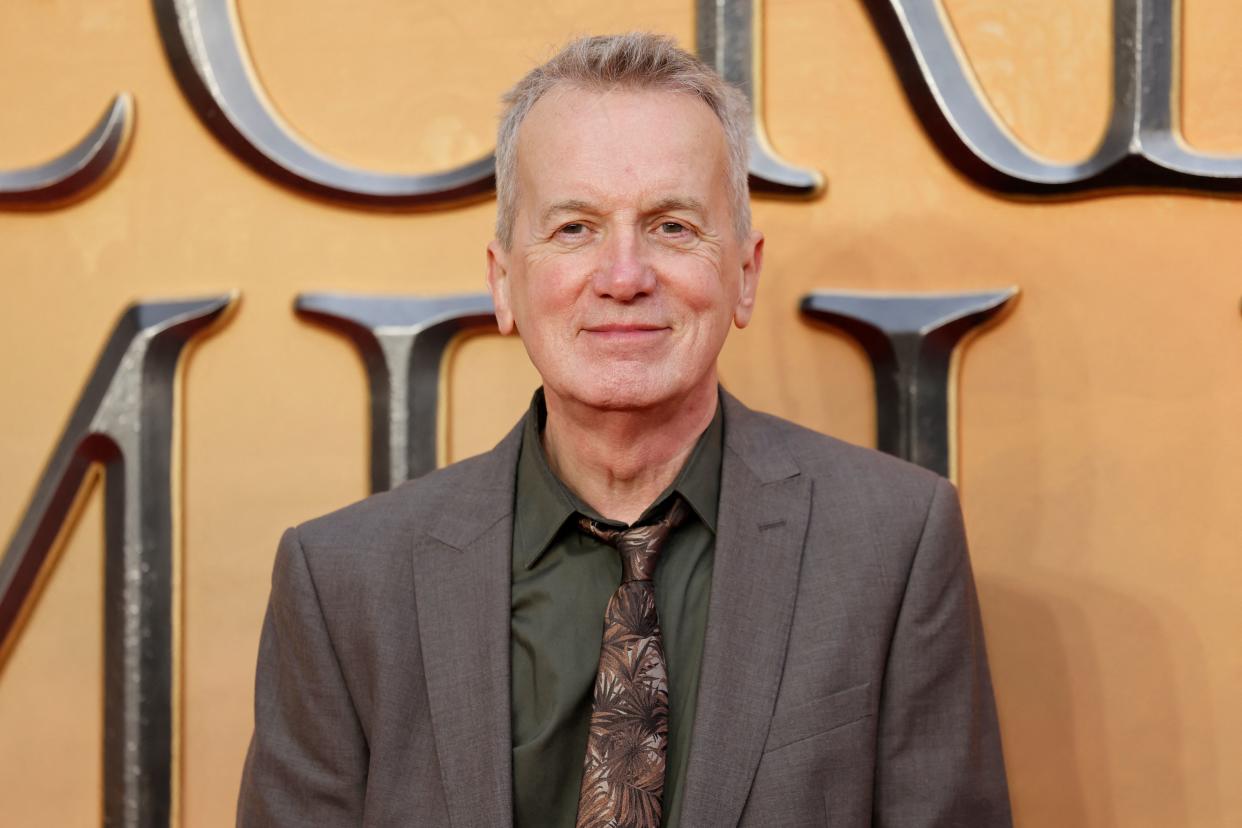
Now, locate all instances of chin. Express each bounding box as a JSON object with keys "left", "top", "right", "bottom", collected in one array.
[
  {"left": 567, "top": 384, "right": 658, "bottom": 412},
  {"left": 554, "top": 367, "right": 698, "bottom": 413}
]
